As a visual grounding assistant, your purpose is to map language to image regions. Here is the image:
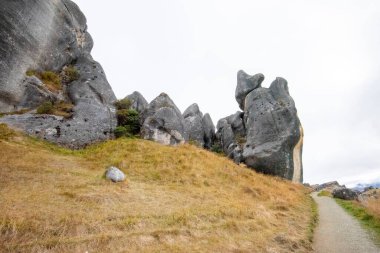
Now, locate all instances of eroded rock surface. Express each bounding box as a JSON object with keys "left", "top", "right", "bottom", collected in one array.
[
  {"left": 216, "top": 70, "right": 303, "bottom": 182},
  {"left": 141, "top": 93, "right": 187, "bottom": 145},
  {"left": 0, "top": 0, "right": 117, "bottom": 148},
  {"left": 125, "top": 91, "right": 148, "bottom": 114}
]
